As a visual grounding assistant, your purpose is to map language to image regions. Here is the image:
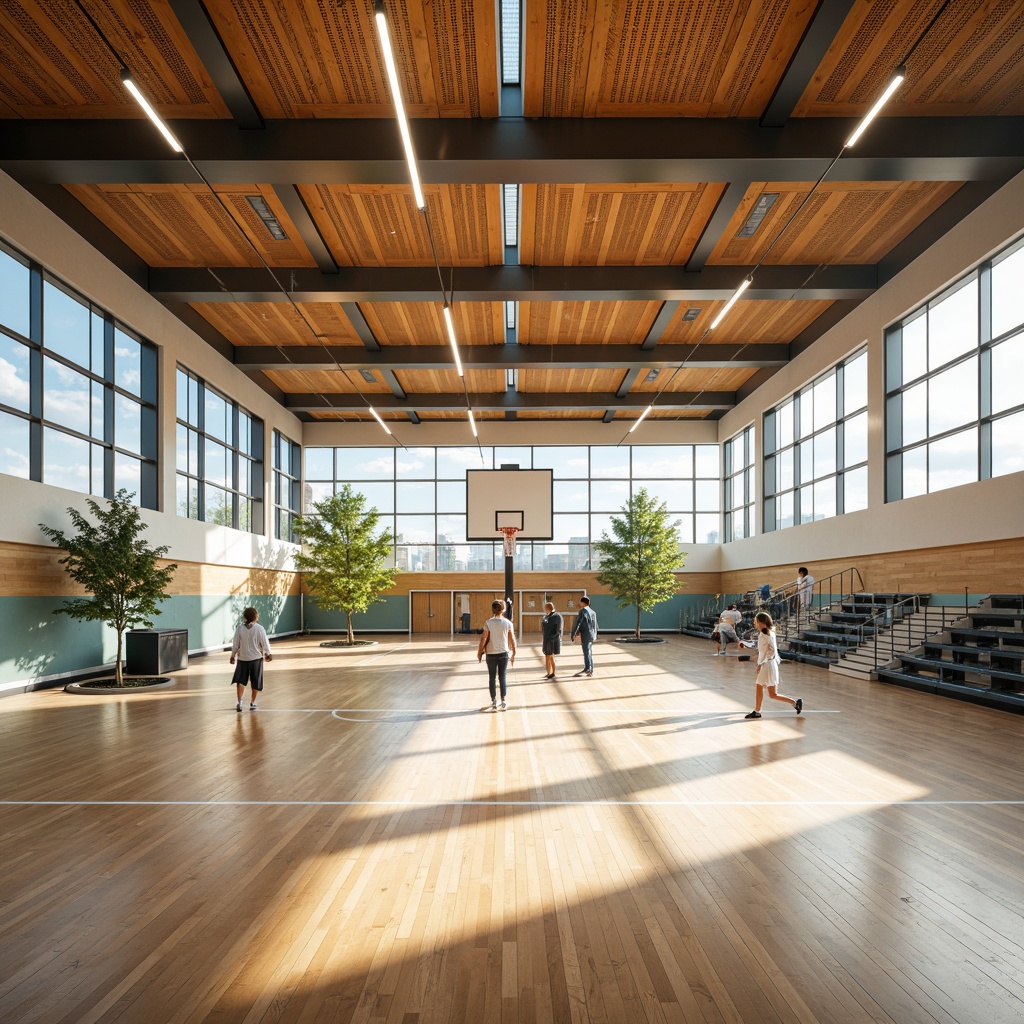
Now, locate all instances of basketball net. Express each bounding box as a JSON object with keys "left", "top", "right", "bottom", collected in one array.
[{"left": 498, "top": 526, "right": 520, "bottom": 558}]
